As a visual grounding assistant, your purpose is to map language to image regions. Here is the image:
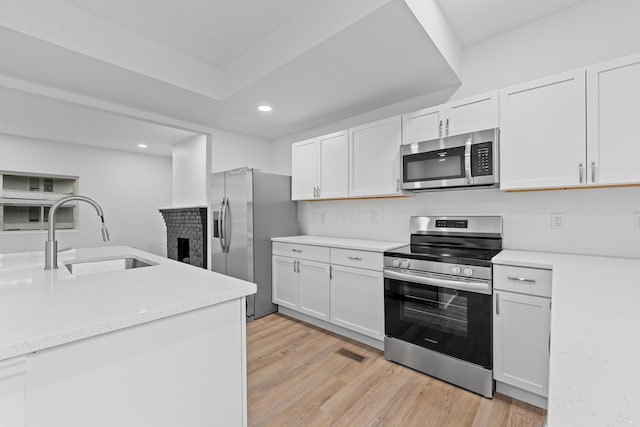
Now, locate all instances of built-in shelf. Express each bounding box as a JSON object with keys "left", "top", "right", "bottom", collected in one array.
[{"left": 0, "top": 172, "right": 78, "bottom": 232}]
